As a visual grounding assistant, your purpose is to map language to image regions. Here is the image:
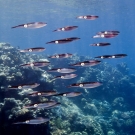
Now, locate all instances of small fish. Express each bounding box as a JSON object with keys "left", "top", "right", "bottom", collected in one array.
[
  {"left": 50, "top": 74, "right": 77, "bottom": 82},
  {"left": 93, "top": 33, "right": 118, "bottom": 38},
  {"left": 8, "top": 83, "right": 40, "bottom": 90},
  {"left": 12, "top": 22, "right": 47, "bottom": 29},
  {"left": 13, "top": 117, "right": 49, "bottom": 124},
  {"left": 48, "top": 53, "right": 72, "bottom": 58},
  {"left": 47, "top": 68, "right": 76, "bottom": 73},
  {"left": 24, "top": 101, "right": 58, "bottom": 109},
  {"left": 20, "top": 61, "right": 50, "bottom": 67},
  {"left": 77, "top": 15, "right": 98, "bottom": 20},
  {"left": 91, "top": 43, "right": 111, "bottom": 46},
  {"left": 68, "top": 82, "right": 102, "bottom": 88},
  {"left": 55, "top": 92, "right": 82, "bottom": 97},
  {"left": 97, "top": 31, "right": 120, "bottom": 35},
  {"left": 28, "top": 90, "right": 57, "bottom": 97},
  {"left": 53, "top": 26, "right": 78, "bottom": 32},
  {"left": 95, "top": 54, "right": 127, "bottom": 59},
  {"left": 70, "top": 60, "right": 101, "bottom": 67},
  {"left": 46, "top": 37, "right": 80, "bottom": 44},
  {"left": 19, "top": 47, "right": 45, "bottom": 52}
]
